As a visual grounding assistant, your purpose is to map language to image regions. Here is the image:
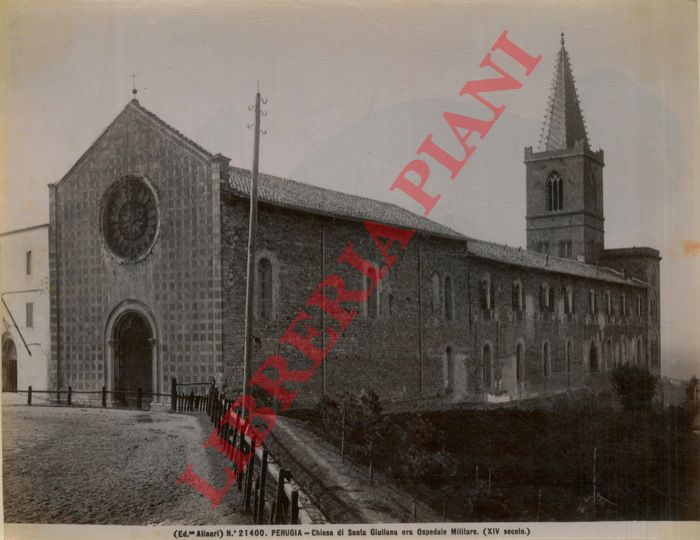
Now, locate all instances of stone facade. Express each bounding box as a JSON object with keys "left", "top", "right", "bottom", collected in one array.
[{"left": 48, "top": 102, "right": 225, "bottom": 400}]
